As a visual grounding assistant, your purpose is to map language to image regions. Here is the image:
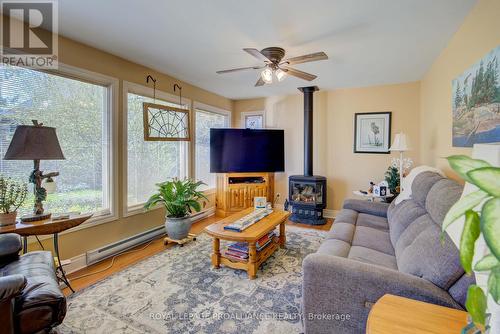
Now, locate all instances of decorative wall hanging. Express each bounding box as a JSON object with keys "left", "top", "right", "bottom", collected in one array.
[
  {"left": 353, "top": 112, "right": 392, "bottom": 154},
  {"left": 143, "top": 77, "right": 190, "bottom": 141},
  {"left": 452, "top": 44, "right": 500, "bottom": 147}
]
